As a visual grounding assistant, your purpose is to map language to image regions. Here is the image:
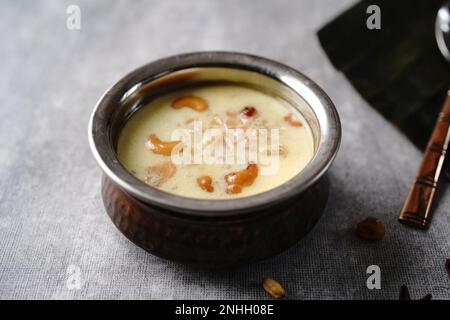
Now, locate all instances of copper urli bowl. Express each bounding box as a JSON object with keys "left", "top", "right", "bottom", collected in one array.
[{"left": 88, "top": 52, "right": 341, "bottom": 268}]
